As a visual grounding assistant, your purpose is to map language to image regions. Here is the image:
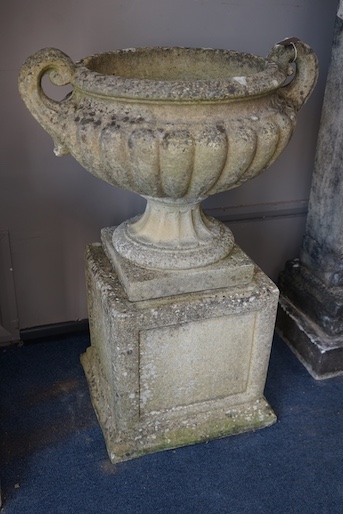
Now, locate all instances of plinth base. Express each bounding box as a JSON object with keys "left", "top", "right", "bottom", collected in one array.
[
  {"left": 82, "top": 244, "right": 278, "bottom": 463},
  {"left": 277, "top": 296, "right": 343, "bottom": 379},
  {"left": 101, "top": 226, "right": 254, "bottom": 301}
]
